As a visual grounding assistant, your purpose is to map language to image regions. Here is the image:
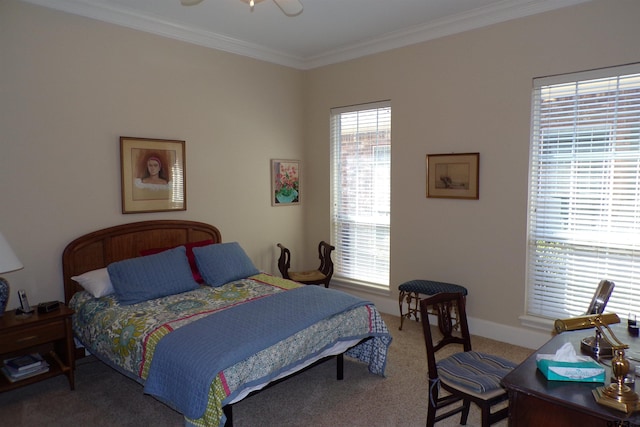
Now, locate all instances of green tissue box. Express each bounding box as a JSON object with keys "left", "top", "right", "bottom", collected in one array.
[{"left": 536, "top": 359, "right": 605, "bottom": 383}]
